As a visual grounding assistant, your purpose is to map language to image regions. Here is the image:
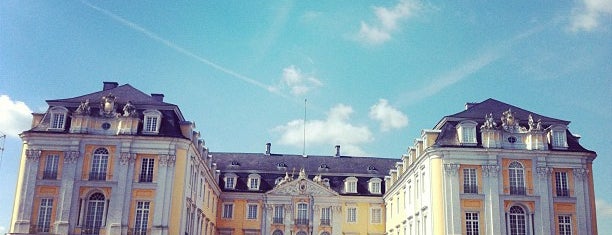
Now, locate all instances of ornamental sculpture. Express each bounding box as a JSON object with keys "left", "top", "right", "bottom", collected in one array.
[
  {"left": 74, "top": 99, "right": 91, "bottom": 115},
  {"left": 100, "top": 93, "right": 118, "bottom": 117},
  {"left": 122, "top": 100, "right": 137, "bottom": 117}
]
